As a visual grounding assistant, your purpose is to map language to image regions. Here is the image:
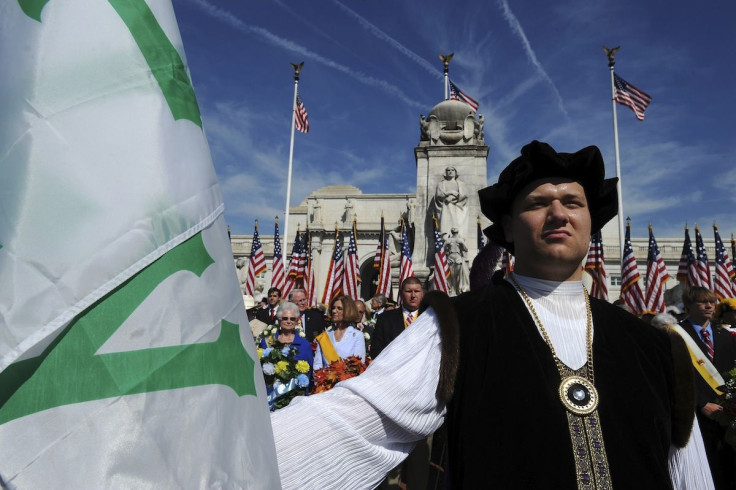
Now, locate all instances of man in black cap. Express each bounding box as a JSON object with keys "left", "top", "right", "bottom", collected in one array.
[
  {"left": 446, "top": 140, "right": 695, "bottom": 487},
  {"left": 270, "top": 141, "right": 704, "bottom": 489}
]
